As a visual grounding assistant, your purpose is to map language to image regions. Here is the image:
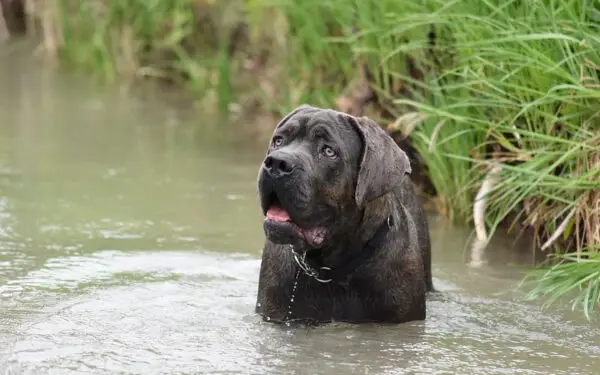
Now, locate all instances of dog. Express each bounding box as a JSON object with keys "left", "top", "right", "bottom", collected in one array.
[{"left": 255, "top": 105, "right": 433, "bottom": 325}]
